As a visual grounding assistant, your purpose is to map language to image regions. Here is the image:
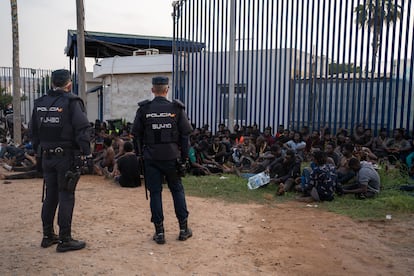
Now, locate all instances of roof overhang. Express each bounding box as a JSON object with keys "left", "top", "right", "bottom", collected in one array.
[{"left": 65, "top": 30, "right": 205, "bottom": 59}]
